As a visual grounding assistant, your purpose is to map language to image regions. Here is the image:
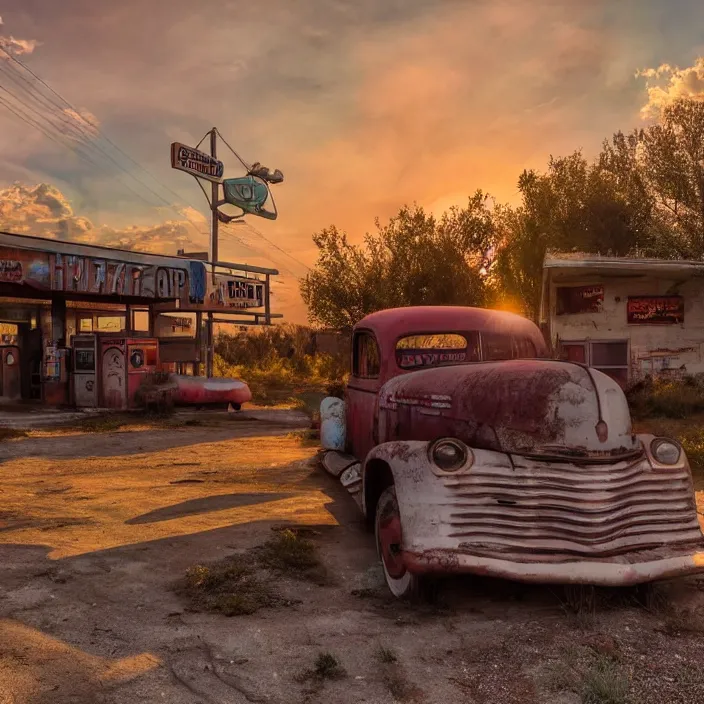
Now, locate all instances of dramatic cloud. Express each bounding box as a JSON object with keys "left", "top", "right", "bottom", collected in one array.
[
  {"left": 637, "top": 58, "right": 704, "bottom": 118},
  {"left": 0, "top": 181, "right": 306, "bottom": 321},
  {"left": 0, "top": 182, "right": 196, "bottom": 250},
  {"left": 0, "top": 36, "right": 39, "bottom": 55}
]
